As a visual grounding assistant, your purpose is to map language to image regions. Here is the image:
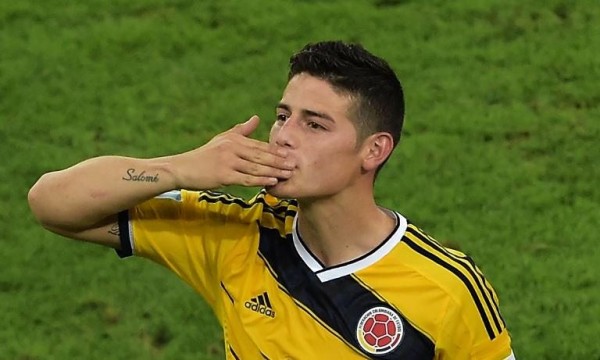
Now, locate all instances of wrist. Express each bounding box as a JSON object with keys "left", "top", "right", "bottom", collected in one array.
[{"left": 148, "top": 156, "right": 179, "bottom": 190}]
